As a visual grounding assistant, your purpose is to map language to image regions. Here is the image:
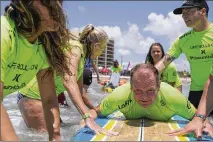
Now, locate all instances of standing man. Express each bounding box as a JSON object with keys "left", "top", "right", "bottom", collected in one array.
[{"left": 155, "top": 0, "right": 213, "bottom": 112}]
